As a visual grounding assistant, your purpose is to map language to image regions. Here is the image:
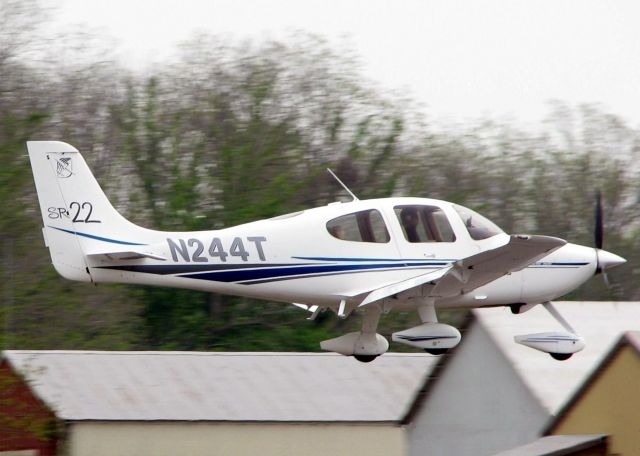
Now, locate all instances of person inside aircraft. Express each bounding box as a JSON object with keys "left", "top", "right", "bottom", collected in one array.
[
  {"left": 326, "top": 209, "right": 390, "bottom": 243},
  {"left": 395, "top": 205, "right": 456, "bottom": 242},
  {"left": 400, "top": 207, "right": 421, "bottom": 242},
  {"left": 330, "top": 225, "right": 347, "bottom": 240}
]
